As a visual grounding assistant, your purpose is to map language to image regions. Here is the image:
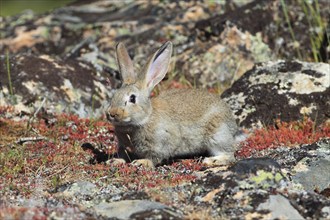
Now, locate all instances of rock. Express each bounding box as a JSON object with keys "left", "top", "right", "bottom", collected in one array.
[
  {"left": 259, "top": 138, "right": 329, "bottom": 168},
  {"left": 258, "top": 138, "right": 330, "bottom": 192},
  {"left": 0, "top": 54, "right": 113, "bottom": 117},
  {"left": 196, "top": 0, "right": 274, "bottom": 38},
  {"left": 0, "top": 1, "right": 274, "bottom": 115},
  {"left": 294, "top": 157, "right": 330, "bottom": 192},
  {"left": 287, "top": 191, "right": 330, "bottom": 219},
  {"left": 190, "top": 139, "right": 330, "bottom": 219},
  {"left": 257, "top": 194, "right": 304, "bottom": 220},
  {"left": 230, "top": 158, "right": 281, "bottom": 175},
  {"left": 196, "top": 0, "right": 329, "bottom": 63},
  {"left": 293, "top": 156, "right": 330, "bottom": 192},
  {"left": 322, "top": 206, "right": 330, "bottom": 217},
  {"left": 131, "top": 208, "right": 183, "bottom": 220},
  {"left": 92, "top": 200, "right": 178, "bottom": 219},
  {"left": 222, "top": 60, "right": 330, "bottom": 128},
  {"left": 1, "top": 1, "right": 328, "bottom": 116},
  {"left": 60, "top": 181, "right": 98, "bottom": 198},
  {"left": 241, "top": 170, "right": 285, "bottom": 190},
  {"left": 1, "top": 1, "right": 330, "bottom": 220},
  {"left": 177, "top": 24, "right": 272, "bottom": 88}
]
